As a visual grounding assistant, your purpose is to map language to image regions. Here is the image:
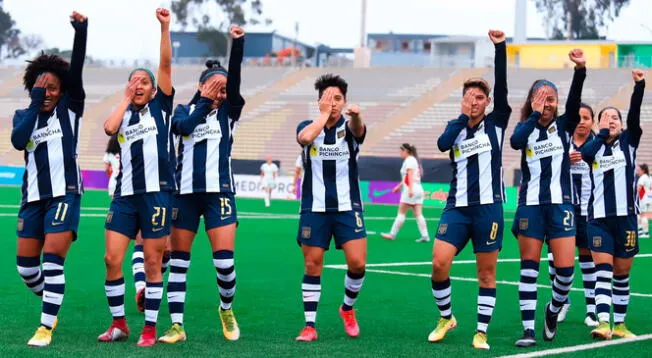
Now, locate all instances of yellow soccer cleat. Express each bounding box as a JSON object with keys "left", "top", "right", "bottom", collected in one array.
[
  {"left": 591, "top": 322, "right": 612, "bottom": 340},
  {"left": 472, "top": 332, "right": 490, "bottom": 350},
  {"left": 158, "top": 323, "right": 187, "bottom": 343},
  {"left": 27, "top": 326, "right": 52, "bottom": 347},
  {"left": 427, "top": 316, "right": 457, "bottom": 343},
  {"left": 219, "top": 307, "right": 240, "bottom": 341},
  {"left": 613, "top": 323, "right": 636, "bottom": 338}
]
